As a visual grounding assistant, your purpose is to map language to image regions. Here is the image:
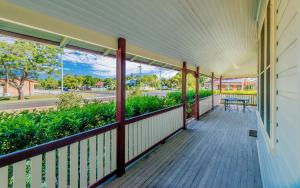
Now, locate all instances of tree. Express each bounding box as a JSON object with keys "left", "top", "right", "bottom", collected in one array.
[
  {"left": 140, "top": 75, "right": 160, "bottom": 88},
  {"left": 0, "top": 40, "right": 62, "bottom": 100},
  {"left": 103, "top": 78, "right": 116, "bottom": 90},
  {"left": 168, "top": 73, "right": 182, "bottom": 89},
  {"left": 187, "top": 73, "right": 196, "bottom": 89},
  {"left": 63, "top": 75, "right": 100, "bottom": 90},
  {"left": 64, "top": 75, "right": 80, "bottom": 89},
  {"left": 199, "top": 75, "right": 208, "bottom": 87},
  {"left": 0, "top": 41, "right": 11, "bottom": 96},
  {"left": 39, "top": 77, "right": 59, "bottom": 89},
  {"left": 83, "top": 75, "right": 99, "bottom": 88}
]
